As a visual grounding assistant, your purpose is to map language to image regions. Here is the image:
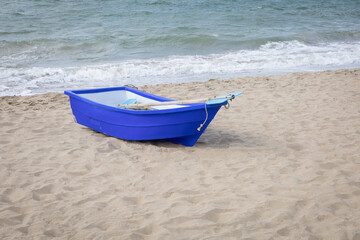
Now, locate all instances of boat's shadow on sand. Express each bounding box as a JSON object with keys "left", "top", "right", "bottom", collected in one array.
[
  {"left": 86, "top": 128, "right": 264, "bottom": 149},
  {"left": 85, "top": 128, "right": 264, "bottom": 149}
]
